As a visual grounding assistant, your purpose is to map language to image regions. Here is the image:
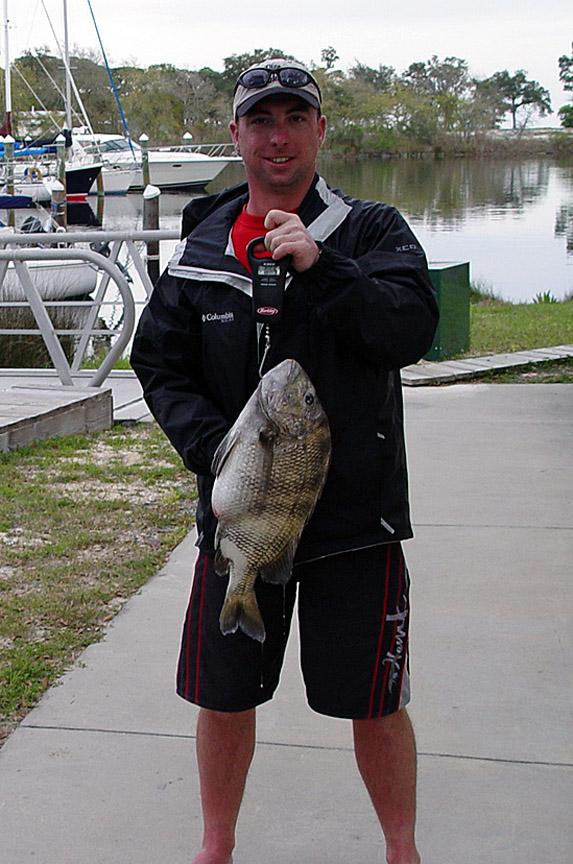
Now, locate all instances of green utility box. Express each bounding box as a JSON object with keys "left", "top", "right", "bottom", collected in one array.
[{"left": 425, "top": 262, "right": 470, "bottom": 361}]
